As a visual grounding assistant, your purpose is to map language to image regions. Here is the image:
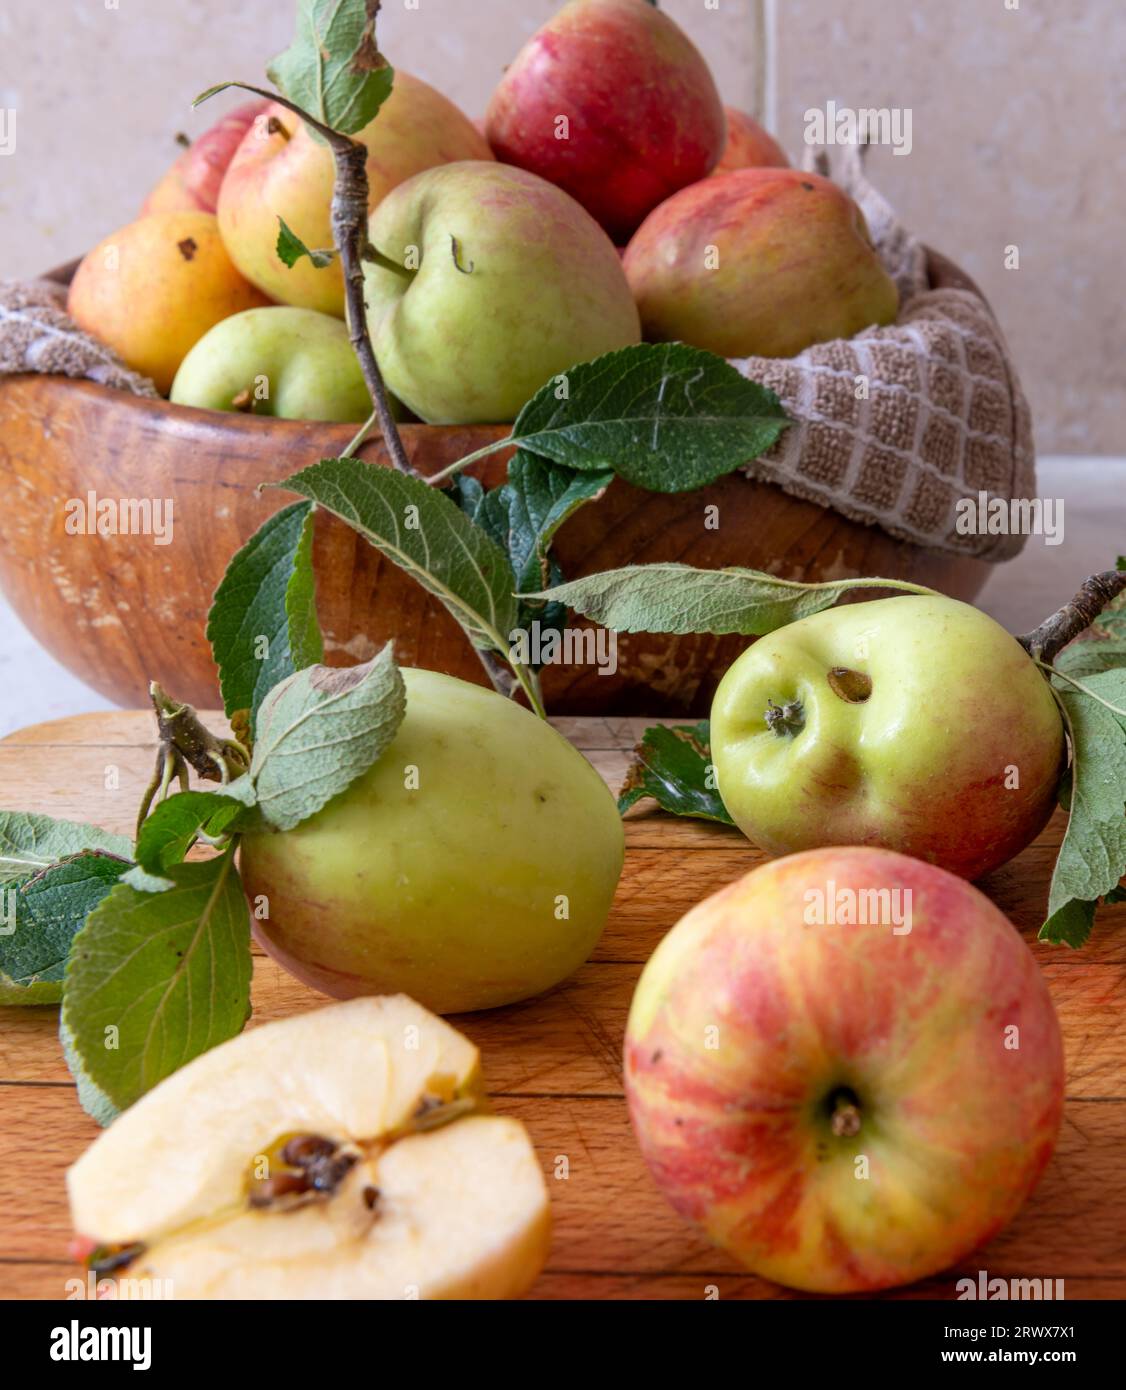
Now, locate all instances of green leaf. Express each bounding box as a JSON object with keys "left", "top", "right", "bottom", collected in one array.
[
  {"left": 488, "top": 453, "right": 612, "bottom": 597},
  {"left": 207, "top": 500, "right": 324, "bottom": 733},
  {"left": 251, "top": 646, "right": 406, "bottom": 831},
  {"left": 134, "top": 792, "right": 250, "bottom": 877},
  {"left": 0, "top": 852, "right": 130, "bottom": 1006},
  {"left": 509, "top": 343, "right": 790, "bottom": 493},
  {"left": 526, "top": 564, "right": 893, "bottom": 636},
  {"left": 60, "top": 1015, "right": 119, "bottom": 1127},
  {"left": 267, "top": 1, "right": 395, "bottom": 136},
  {"left": 0, "top": 812, "right": 131, "bottom": 888},
  {"left": 62, "top": 852, "right": 252, "bottom": 1110},
  {"left": 454, "top": 452, "right": 613, "bottom": 641},
  {"left": 618, "top": 722, "right": 735, "bottom": 825},
  {"left": 1039, "top": 898, "right": 1097, "bottom": 950},
  {"left": 279, "top": 458, "right": 519, "bottom": 653},
  {"left": 1041, "top": 670, "right": 1126, "bottom": 947},
  {"left": 276, "top": 216, "right": 335, "bottom": 270},
  {"left": 1055, "top": 590, "right": 1126, "bottom": 677}
]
